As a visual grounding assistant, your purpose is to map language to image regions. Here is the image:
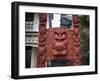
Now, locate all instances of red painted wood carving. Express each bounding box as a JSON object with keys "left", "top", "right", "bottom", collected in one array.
[
  {"left": 37, "top": 13, "right": 47, "bottom": 67},
  {"left": 70, "top": 15, "right": 82, "bottom": 65},
  {"left": 37, "top": 14, "right": 82, "bottom": 67}
]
